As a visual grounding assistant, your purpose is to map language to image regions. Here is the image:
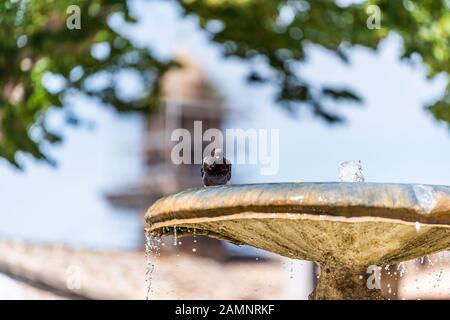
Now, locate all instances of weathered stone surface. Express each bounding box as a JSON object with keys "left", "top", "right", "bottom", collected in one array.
[
  {"left": 145, "top": 183, "right": 450, "bottom": 299},
  {"left": 0, "top": 240, "right": 283, "bottom": 299}
]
